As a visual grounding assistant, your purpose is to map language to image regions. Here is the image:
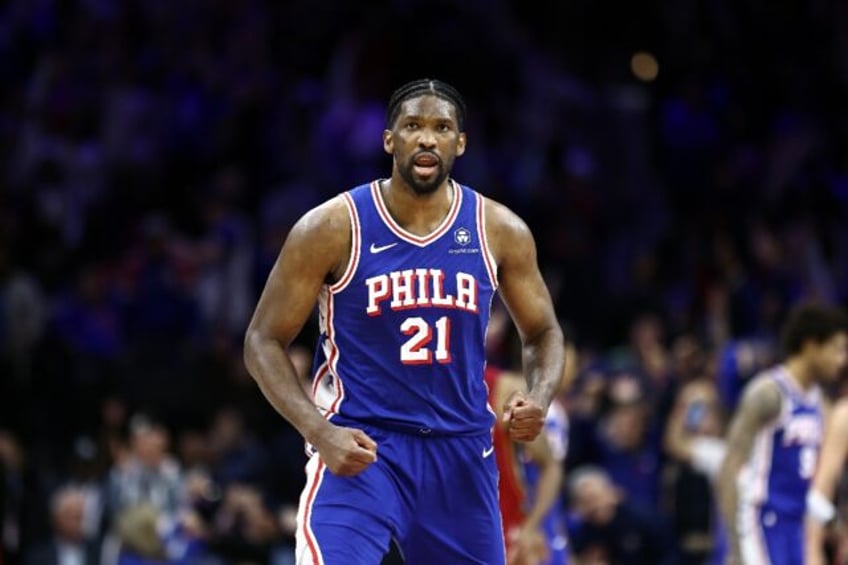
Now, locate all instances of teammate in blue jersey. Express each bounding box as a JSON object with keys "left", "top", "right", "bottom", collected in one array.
[
  {"left": 716, "top": 303, "right": 848, "bottom": 565},
  {"left": 244, "top": 78, "right": 566, "bottom": 564}
]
